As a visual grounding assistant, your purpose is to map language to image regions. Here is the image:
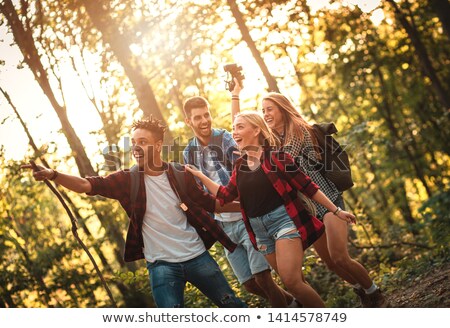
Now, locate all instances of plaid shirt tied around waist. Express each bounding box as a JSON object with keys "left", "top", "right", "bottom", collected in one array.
[{"left": 216, "top": 149, "right": 325, "bottom": 251}]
